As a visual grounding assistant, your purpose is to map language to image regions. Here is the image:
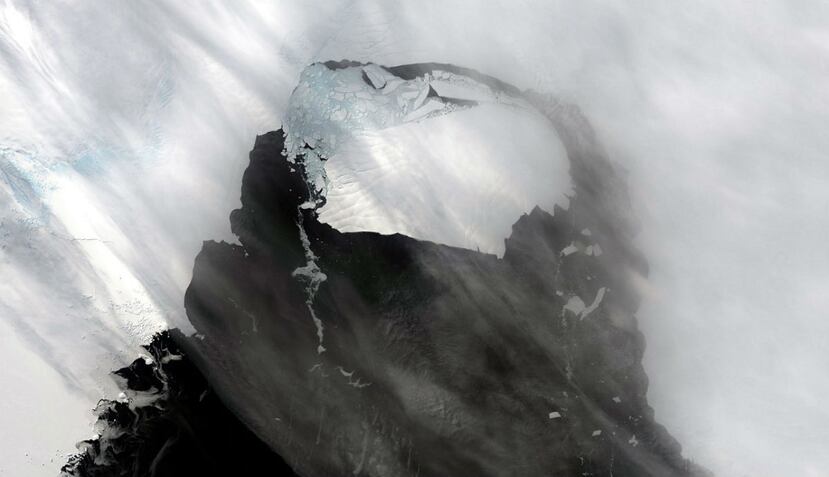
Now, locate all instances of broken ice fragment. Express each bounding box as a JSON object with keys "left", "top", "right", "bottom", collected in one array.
[
  {"left": 561, "top": 242, "right": 579, "bottom": 256},
  {"left": 581, "top": 287, "right": 607, "bottom": 319},
  {"left": 564, "top": 296, "right": 586, "bottom": 315}
]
